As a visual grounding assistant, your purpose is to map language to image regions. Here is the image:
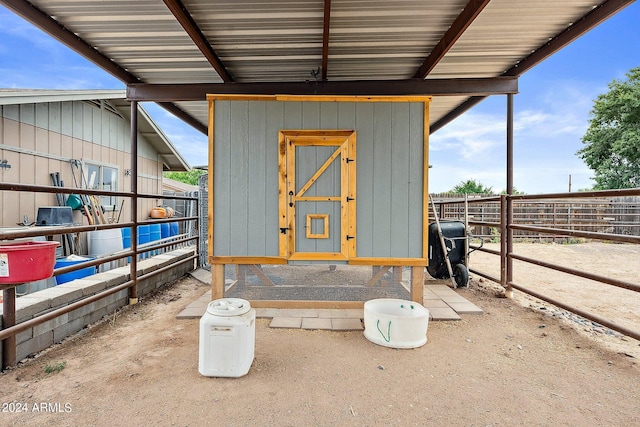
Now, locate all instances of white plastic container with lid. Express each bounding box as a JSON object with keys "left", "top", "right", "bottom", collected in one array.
[
  {"left": 363, "top": 298, "right": 430, "bottom": 349},
  {"left": 198, "top": 298, "right": 256, "bottom": 377}
]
